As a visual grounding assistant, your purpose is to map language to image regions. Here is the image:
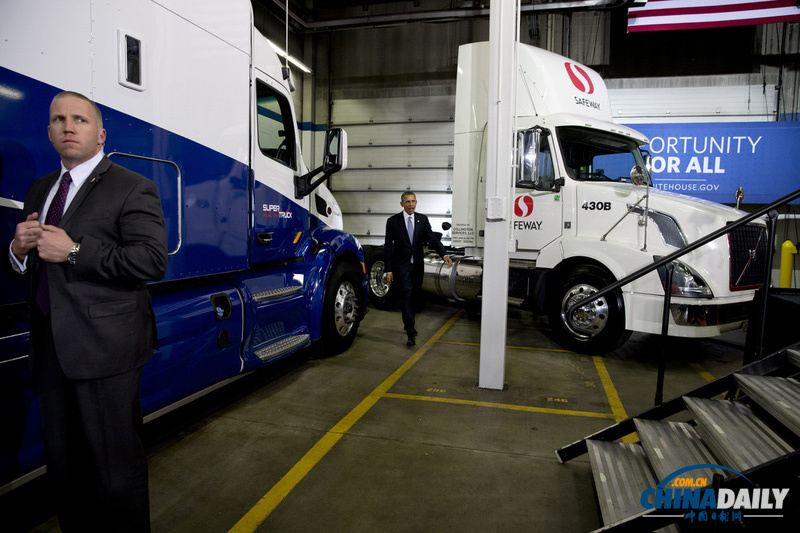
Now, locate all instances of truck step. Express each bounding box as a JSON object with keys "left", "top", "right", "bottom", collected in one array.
[
  {"left": 682, "top": 396, "right": 794, "bottom": 472},
  {"left": 252, "top": 285, "right": 302, "bottom": 302},
  {"left": 254, "top": 334, "right": 309, "bottom": 361},
  {"left": 586, "top": 440, "right": 680, "bottom": 533},
  {"left": 633, "top": 419, "right": 721, "bottom": 486},
  {"left": 734, "top": 373, "right": 800, "bottom": 438}
]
